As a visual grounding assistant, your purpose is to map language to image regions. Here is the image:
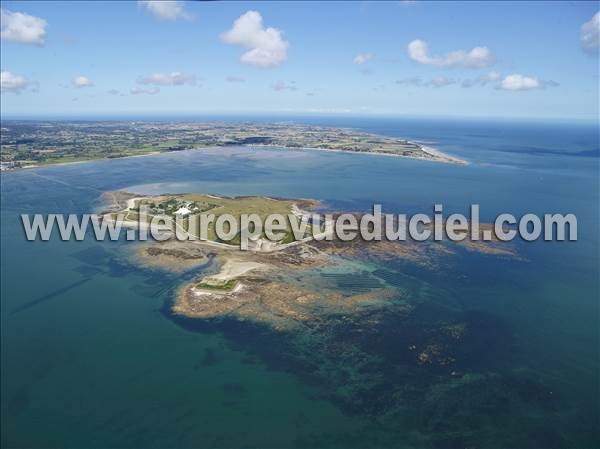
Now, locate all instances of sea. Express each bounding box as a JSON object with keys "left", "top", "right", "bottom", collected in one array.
[{"left": 1, "top": 116, "right": 598, "bottom": 448}]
